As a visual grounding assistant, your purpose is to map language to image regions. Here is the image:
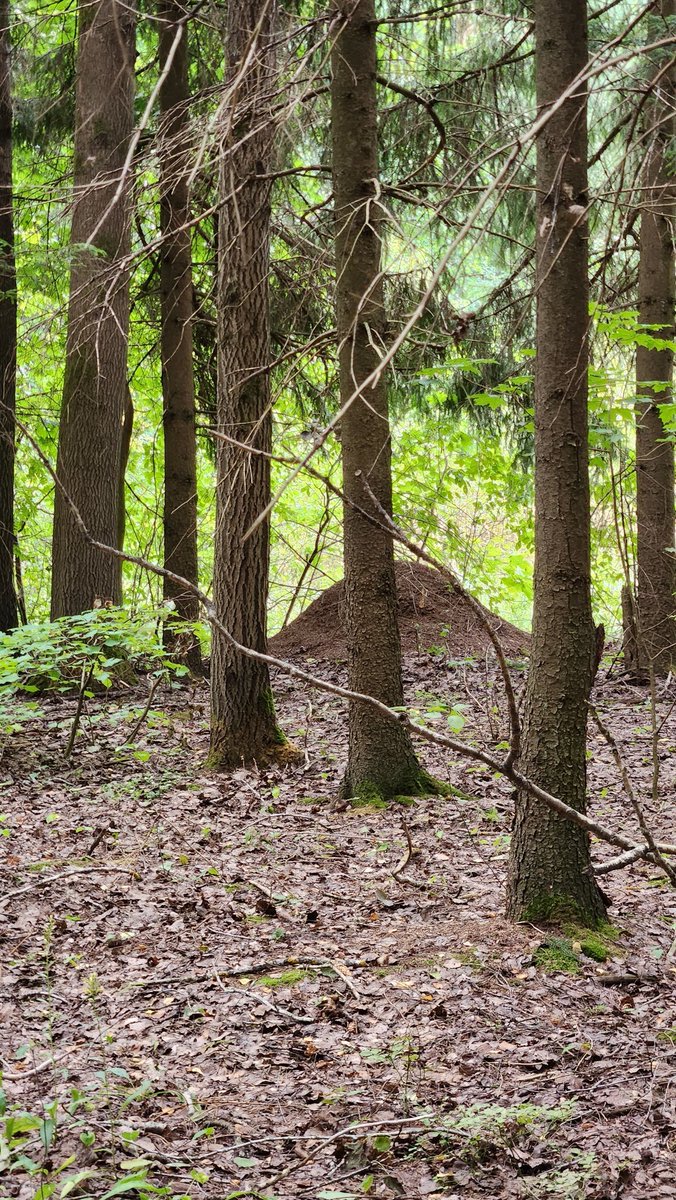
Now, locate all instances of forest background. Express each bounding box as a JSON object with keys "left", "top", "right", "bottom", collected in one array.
[{"left": 9, "top": 0, "right": 669, "bottom": 636}]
